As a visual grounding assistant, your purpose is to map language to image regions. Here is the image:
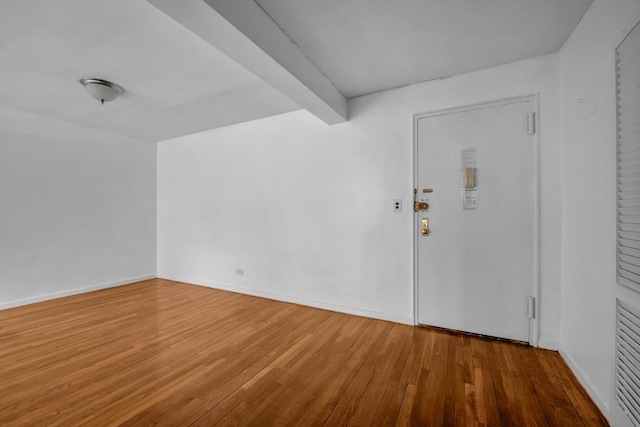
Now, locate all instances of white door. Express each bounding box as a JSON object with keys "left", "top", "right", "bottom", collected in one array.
[{"left": 415, "top": 97, "right": 537, "bottom": 343}]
